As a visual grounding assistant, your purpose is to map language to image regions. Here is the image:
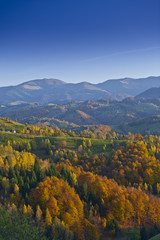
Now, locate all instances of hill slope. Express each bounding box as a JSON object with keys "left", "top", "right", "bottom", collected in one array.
[
  {"left": 136, "top": 86, "right": 160, "bottom": 99},
  {"left": 117, "top": 115, "right": 160, "bottom": 135},
  {"left": 2, "top": 98, "right": 160, "bottom": 128}
]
